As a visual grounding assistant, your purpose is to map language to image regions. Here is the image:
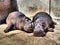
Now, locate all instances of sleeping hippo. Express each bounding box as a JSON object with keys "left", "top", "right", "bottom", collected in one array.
[
  {"left": 32, "top": 12, "right": 56, "bottom": 37},
  {"left": 4, "top": 11, "right": 33, "bottom": 33}
]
